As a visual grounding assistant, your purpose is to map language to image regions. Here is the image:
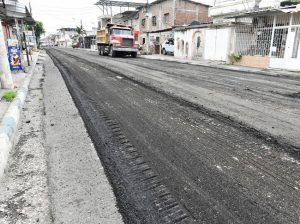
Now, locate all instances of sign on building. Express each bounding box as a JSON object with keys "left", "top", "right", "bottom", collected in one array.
[{"left": 7, "top": 38, "right": 22, "bottom": 71}]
